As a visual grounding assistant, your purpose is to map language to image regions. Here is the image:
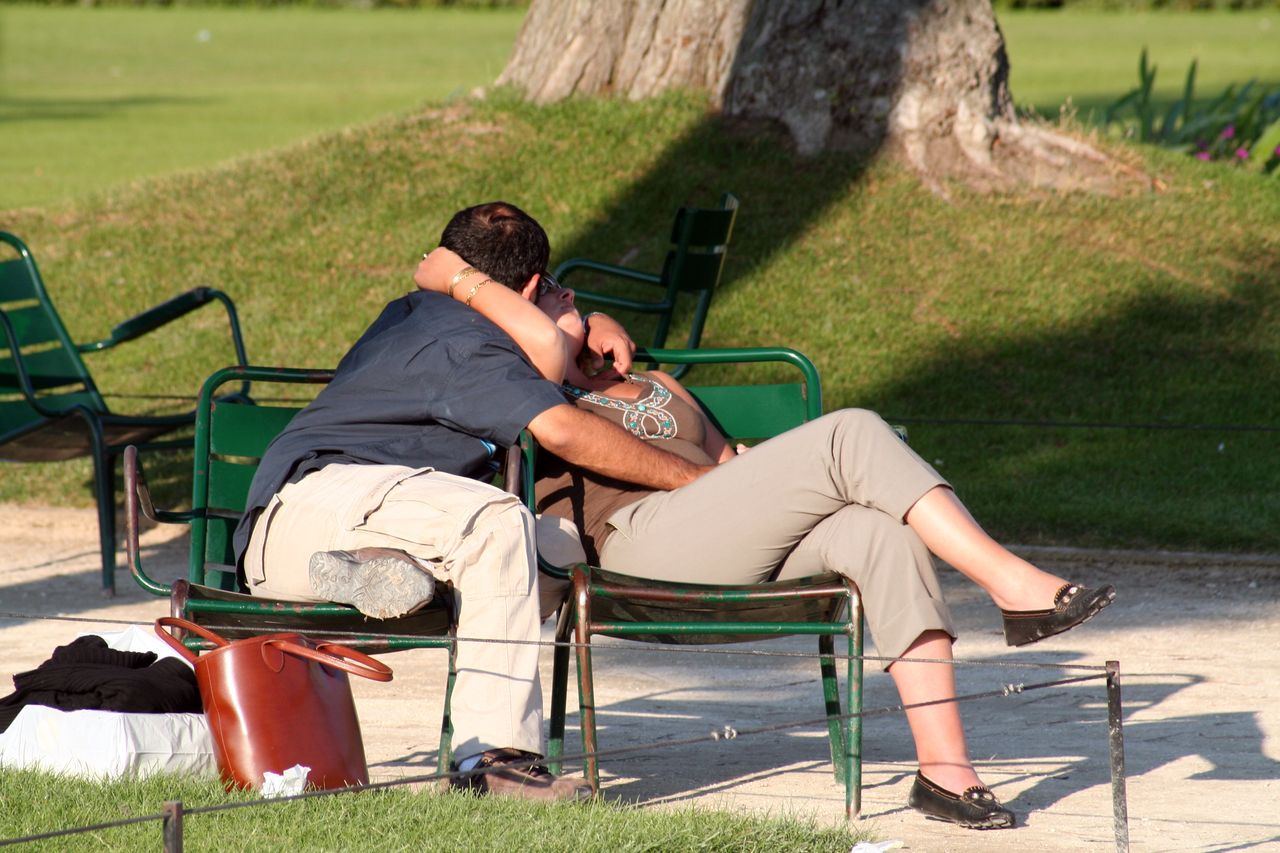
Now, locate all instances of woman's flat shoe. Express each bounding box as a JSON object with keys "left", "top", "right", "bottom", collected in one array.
[
  {"left": 908, "top": 773, "right": 1015, "bottom": 829},
  {"left": 1002, "top": 582, "right": 1116, "bottom": 647}
]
